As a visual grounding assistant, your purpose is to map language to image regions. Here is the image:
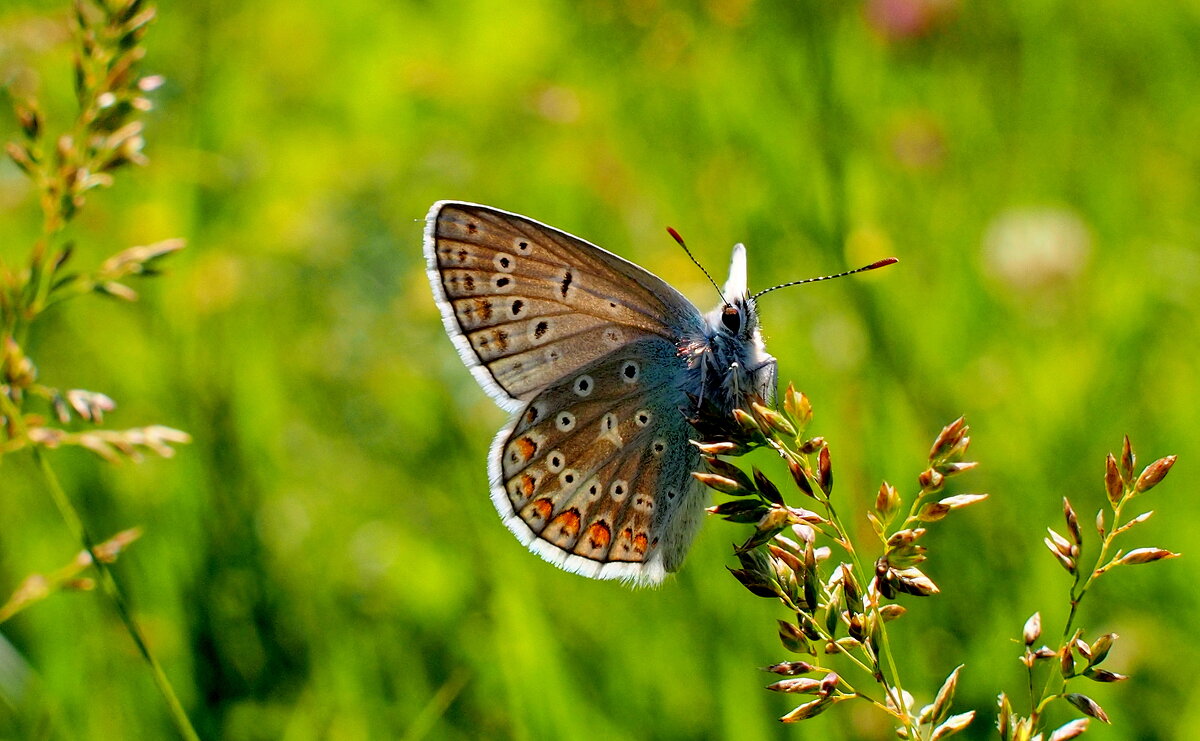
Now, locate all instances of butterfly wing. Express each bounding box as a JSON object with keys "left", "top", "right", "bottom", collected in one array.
[
  {"left": 423, "top": 201, "right": 704, "bottom": 411},
  {"left": 489, "top": 337, "right": 705, "bottom": 586}
]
